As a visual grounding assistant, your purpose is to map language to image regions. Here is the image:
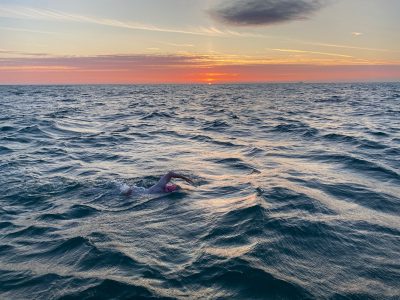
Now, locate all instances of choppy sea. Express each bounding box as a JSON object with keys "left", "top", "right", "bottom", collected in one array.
[{"left": 0, "top": 83, "right": 399, "bottom": 299}]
